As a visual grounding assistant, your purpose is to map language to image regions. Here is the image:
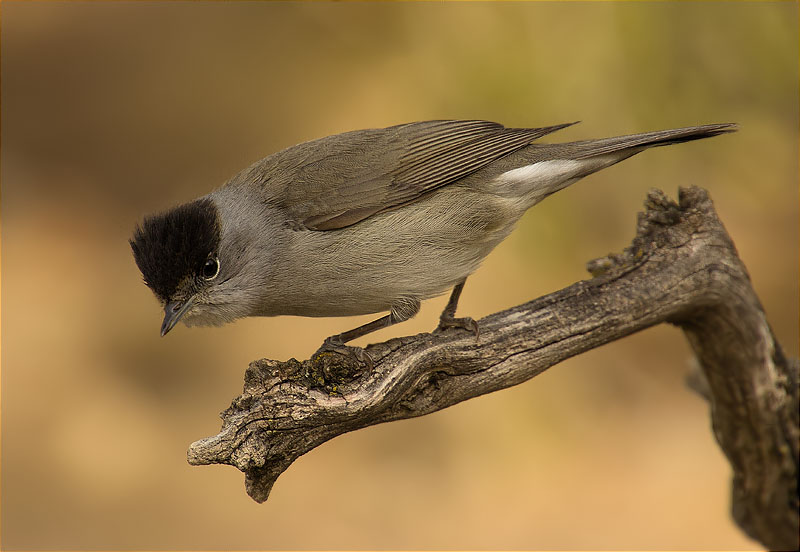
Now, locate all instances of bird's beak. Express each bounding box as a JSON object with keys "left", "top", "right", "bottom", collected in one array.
[{"left": 161, "top": 297, "right": 194, "bottom": 337}]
